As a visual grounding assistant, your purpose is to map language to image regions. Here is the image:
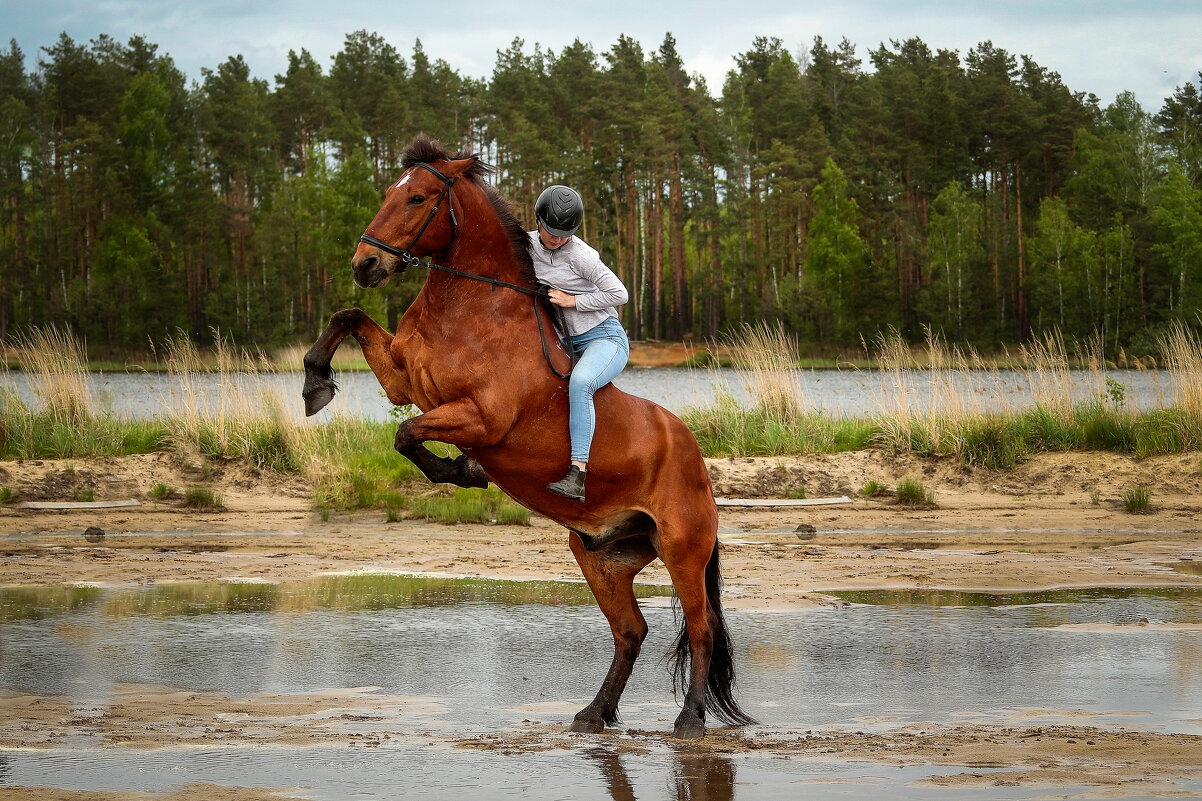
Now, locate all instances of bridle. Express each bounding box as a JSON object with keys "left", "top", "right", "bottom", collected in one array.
[
  {"left": 358, "top": 161, "right": 576, "bottom": 379},
  {"left": 360, "top": 162, "right": 458, "bottom": 269}
]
